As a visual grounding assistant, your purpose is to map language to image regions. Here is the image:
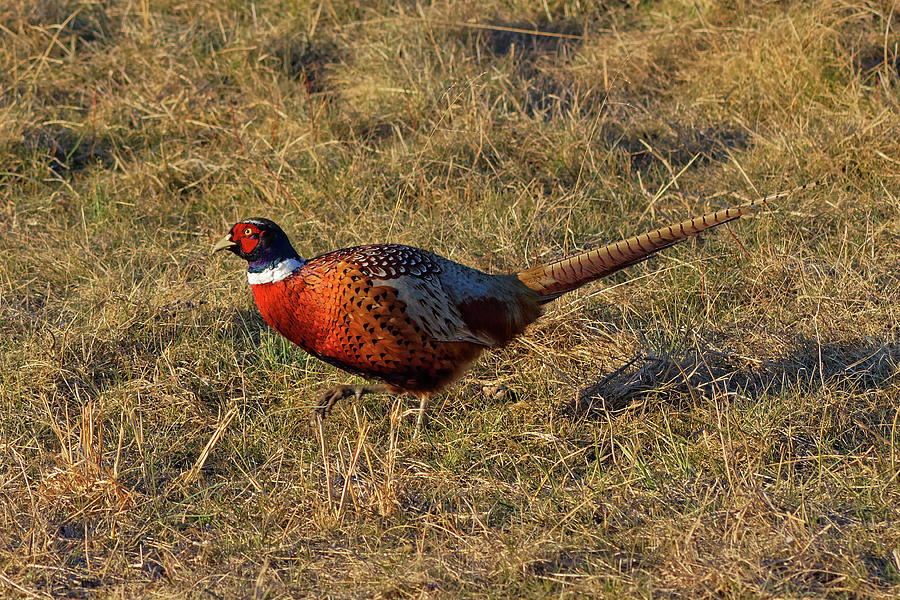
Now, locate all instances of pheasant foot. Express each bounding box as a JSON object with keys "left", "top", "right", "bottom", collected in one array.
[{"left": 313, "top": 384, "right": 388, "bottom": 423}]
